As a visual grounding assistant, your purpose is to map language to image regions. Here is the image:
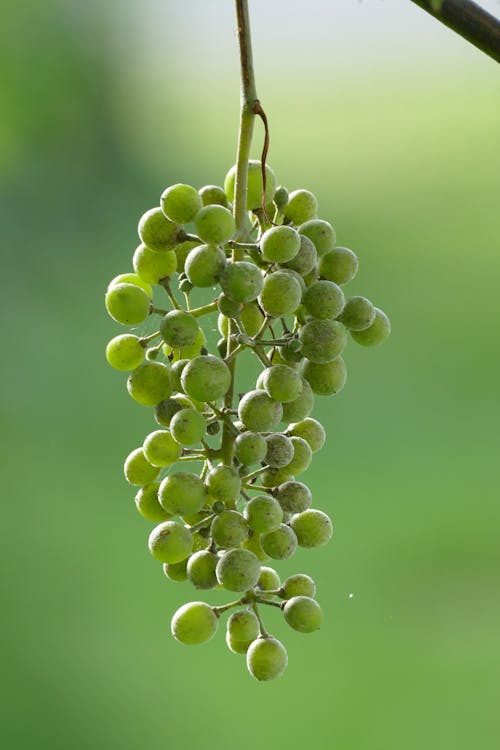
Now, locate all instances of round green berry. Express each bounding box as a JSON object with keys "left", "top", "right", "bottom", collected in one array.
[
  {"left": 143, "top": 429, "right": 182, "bottom": 467},
  {"left": 107, "top": 273, "right": 153, "bottom": 298},
  {"left": 105, "top": 283, "right": 151, "bottom": 326},
  {"left": 181, "top": 355, "right": 231, "bottom": 402},
  {"left": 234, "top": 431, "right": 267, "bottom": 466},
  {"left": 159, "top": 472, "right": 206, "bottom": 516},
  {"left": 281, "top": 234, "right": 318, "bottom": 276},
  {"left": 161, "top": 183, "right": 202, "bottom": 224},
  {"left": 287, "top": 418, "right": 326, "bottom": 452},
  {"left": 171, "top": 601, "right": 218, "bottom": 645},
  {"left": 261, "top": 524, "right": 298, "bottom": 560},
  {"left": 247, "top": 637, "right": 288, "bottom": 681},
  {"left": 194, "top": 204, "right": 235, "bottom": 244},
  {"left": 238, "top": 390, "right": 283, "bottom": 432},
  {"left": 286, "top": 436, "right": 313, "bottom": 475},
  {"left": 339, "top": 296, "right": 375, "bottom": 331},
  {"left": 226, "top": 610, "right": 260, "bottom": 654},
  {"left": 217, "top": 293, "right": 243, "bottom": 318},
  {"left": 275, "top": 481, "right": 312, "bottom": 514},
  {"left": 303, "top": 280, "right": 345, "bottom": 320},
  {"left": 148, "top": 520, "right": 193, "bottom": 563},
  {"left": 260, "top": 225, "right": 300, "bottom": 263},
  {"left": 106, "top": 334, "right": 145, "bottom": 371},
  {"left": 133, "top": 244, "right": 177, "bottom": 284},
  {"left": 351, "top": 307, "right": 391, "bottom": 346},
  {"left": 160, "top": 310, "right": 199, "bottom": 349},
  {"left": 302, "top": 357, "right": 347, "bottom": 396},
  {"left": 187, "top": 550, "right": 218, "bottom": 589},
  {"left": 138, "top": 207, "right": 179, "bottom": 252},
  {"left": 206, "top": 465, "right": 241, "bottom": 504},
  {"left": 216, "top": 548, "right": 261, "bottom": 592},
  {"left": 281, "top": 377, "right": 314, "bottom": 423},
  {"left": 259, "top": 270, "right": 302, "bottom": 317},
  {"left": 257, "top": 566, "right": 281, "bottom": 596},
  {"left": 290, "top": 509, "right": 333, "bottom": 548},
  {"left": 220, "top": 261, "right": 263, "bottom": 303},
  {"left": 299, "top": 219, "right": 336, "bottom": 256},
  {"left": 244, "top": 494, "right": 283, "bottom": 534},
  {"left": 185, "top": 243, "right": 226, "bottom": 287},
  {"left": 173, "top": 240, "right": 199, "bottom": 272},
  {"left": 299, "top": 319, "right": 347, "bottom": 363},
  {"left": 265, "top": 433, "right": 294, "bottom": 469},
  {"left": 262, "top": 364, "right": 303, "bottom": 403},
  {"left": 242, "top": 531, "right": 269, "bottom": 562},
  {"left": 163, "top": 558, "right": 189, "bottom": 582},
  {"left": 283, "top": 189, "right": 318, "bottom": 225},
  {"left": 224, "top": 160, "right": 277, "bottom": 210},
  {"left": 318, "top": 246, "right": 358, "bottom": 284},
  {"left": 281, "top": 573, "right": 316, "bottom": 599},
  {"left": 199, "top": 184, "right": 230, "bottom": 207},
  {"left": 124, "top": 447, "right": 159, "bottom": 486},
  {"left": 127, "top": 361, "right": 172, "bottom": 406},
  {"left": 170, "top": 408, "right": 205, "bottom": 446},
  {"left": 154, "top": 398, "right": 184, "bottom": 427},
  {"left": 211, "top": 510, "right": 248, "bottom": 548},
  {"left": 283, "top": 596, "right": 323, "bottom": 633},
  {"left": 260, "top": 466, "right": 295, "bottom": 489},
  {"left": 135, "top": 482, "right": 172, "bottom": 522}
]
